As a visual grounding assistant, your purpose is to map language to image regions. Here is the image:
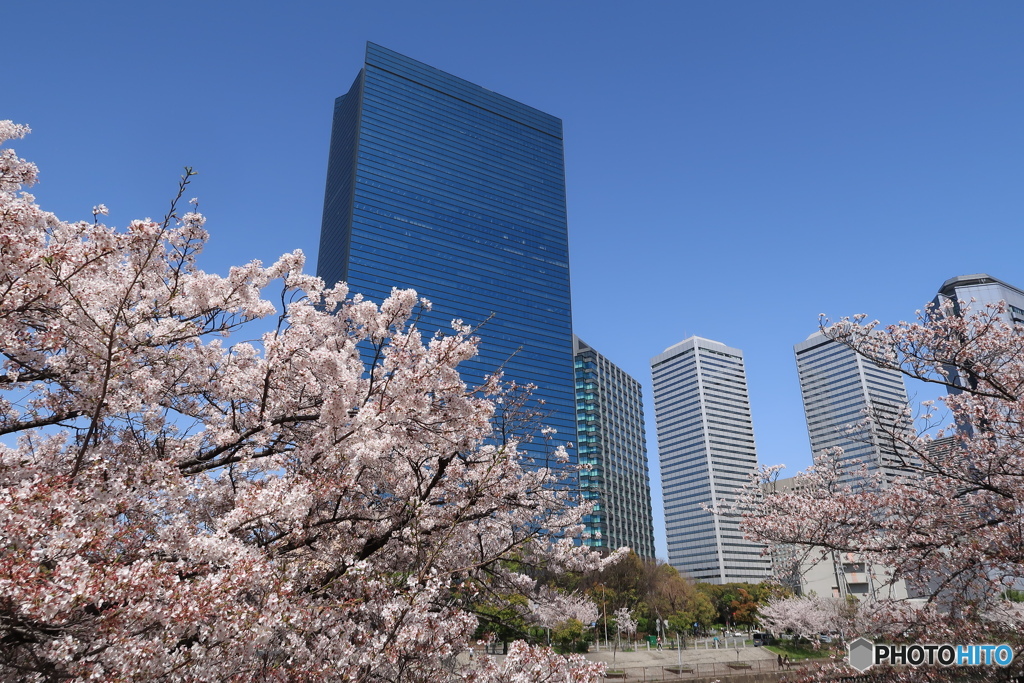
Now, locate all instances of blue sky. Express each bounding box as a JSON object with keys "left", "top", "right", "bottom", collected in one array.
[{"left": 8, "top": 1, "right": 1024, "bottom": 560}]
